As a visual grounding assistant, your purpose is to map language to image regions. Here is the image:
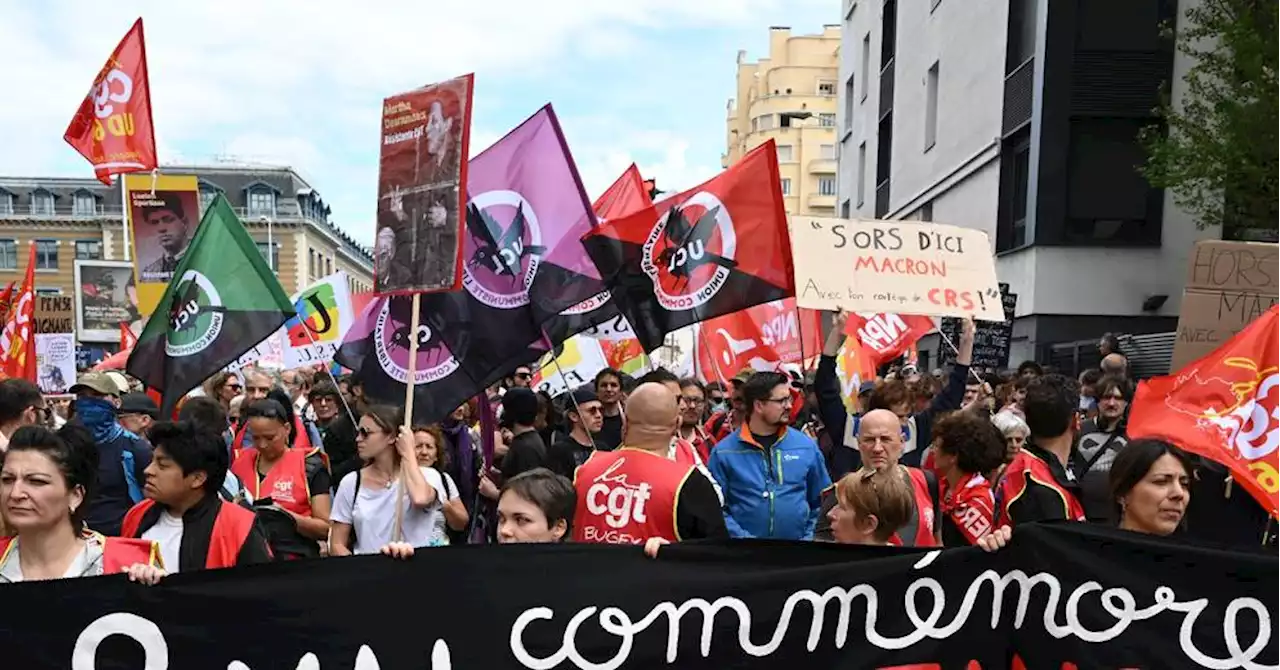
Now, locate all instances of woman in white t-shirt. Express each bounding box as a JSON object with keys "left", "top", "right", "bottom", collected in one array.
[
  {"left": 329, "top": 405, "right": 442, "bottom": 555},
  {"left": 413, "top": 424, "right": 469, "bottom": 541}
]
